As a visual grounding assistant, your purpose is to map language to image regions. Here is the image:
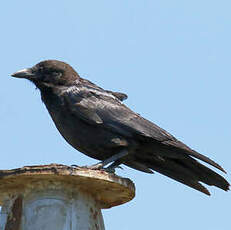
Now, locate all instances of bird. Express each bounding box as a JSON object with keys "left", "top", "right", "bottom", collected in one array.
[{"left": 11, "top": 60, "right": 229, "bottom": 195}]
